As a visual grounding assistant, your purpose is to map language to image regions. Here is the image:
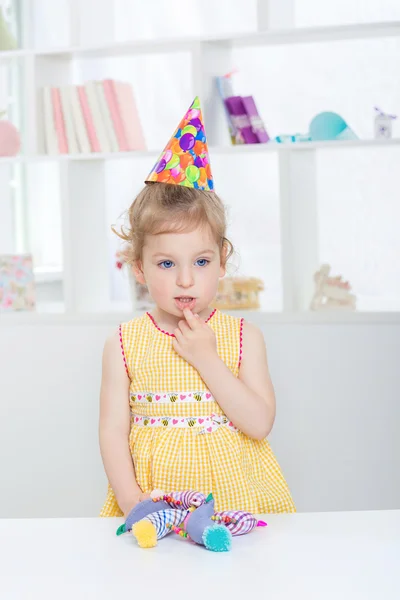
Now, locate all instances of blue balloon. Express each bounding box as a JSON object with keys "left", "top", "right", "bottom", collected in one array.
[
  {"left": 207, "top": 179, "right": 214, "bottom": 190},
  {"left": 174, "top": 128, "right": 182, "bottom": 139}
]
